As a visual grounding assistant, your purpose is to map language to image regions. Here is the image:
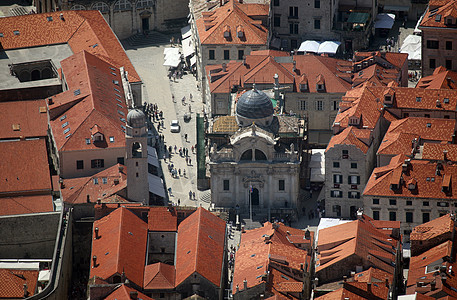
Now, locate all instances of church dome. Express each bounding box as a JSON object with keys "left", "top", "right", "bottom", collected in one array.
[
  {"left": 236, "top": 88, "right": 274, "bottom": 120},
  {"left": 127, "top": 109, "right": 146, "bottom": 128}
]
